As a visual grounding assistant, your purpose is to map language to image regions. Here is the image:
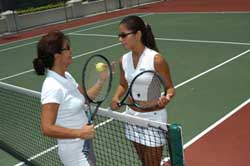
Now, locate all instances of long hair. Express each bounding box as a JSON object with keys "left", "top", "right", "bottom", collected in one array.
[
  {"left": 120, "top": 15, "right": 159, "bottom": 52},
  {"left": 32, "top": 30, "right": 69, "bottom": 75}
]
